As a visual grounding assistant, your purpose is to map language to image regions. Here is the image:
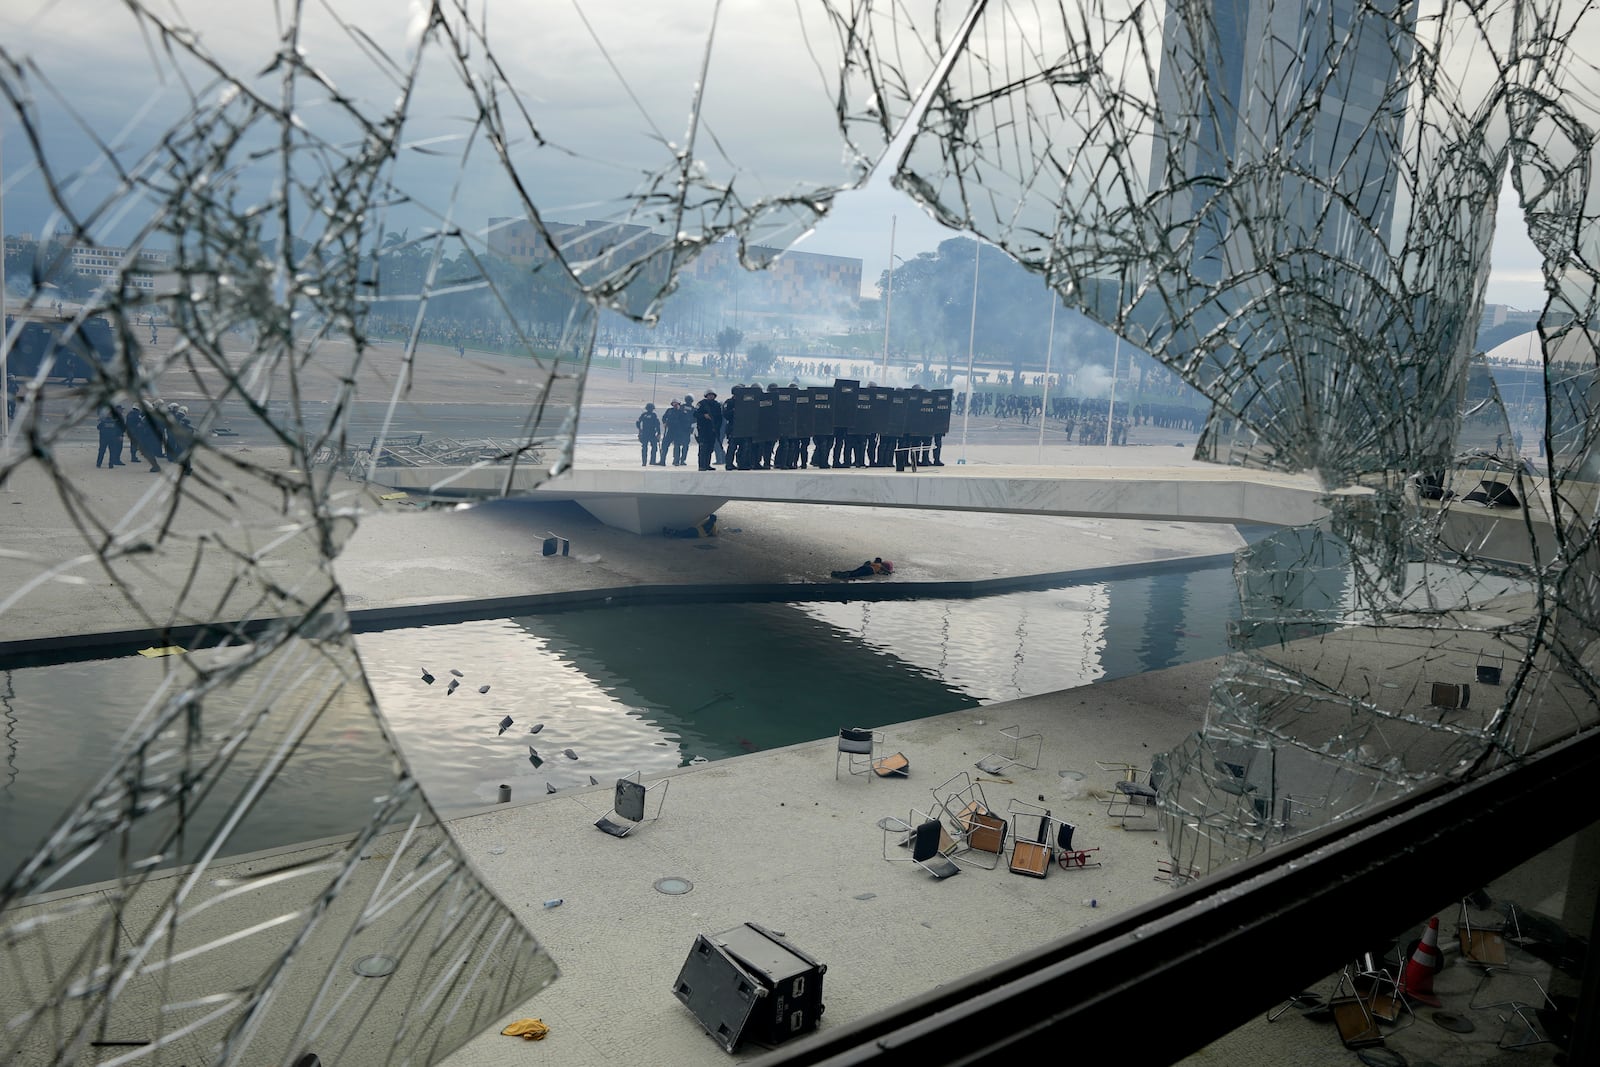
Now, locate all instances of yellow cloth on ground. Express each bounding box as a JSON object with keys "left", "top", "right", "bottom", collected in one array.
[{"left": 501, "top": 1019, "right": 550, "bottom": 1041}]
